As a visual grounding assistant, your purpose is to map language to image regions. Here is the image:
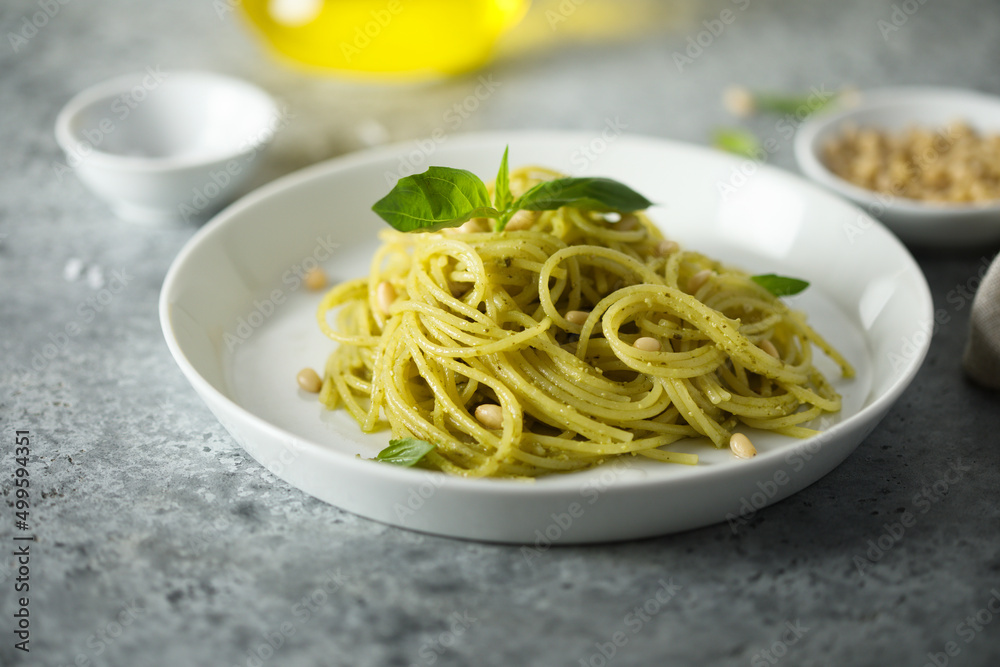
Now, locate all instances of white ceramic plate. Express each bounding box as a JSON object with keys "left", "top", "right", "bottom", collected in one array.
[
  {"left": 795, "top": 87, "right": 1000, "bottom": 247},
  {"left": 160, "top": 132, "right": 932, "bottom": 544}
]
